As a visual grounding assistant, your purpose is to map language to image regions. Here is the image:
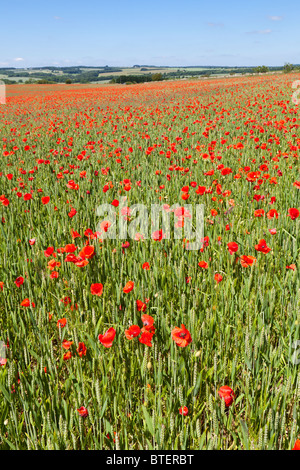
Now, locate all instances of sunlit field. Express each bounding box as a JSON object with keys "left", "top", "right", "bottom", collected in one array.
[{"left": 0, "top": 74, "right": 300, "bottom": 450}]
